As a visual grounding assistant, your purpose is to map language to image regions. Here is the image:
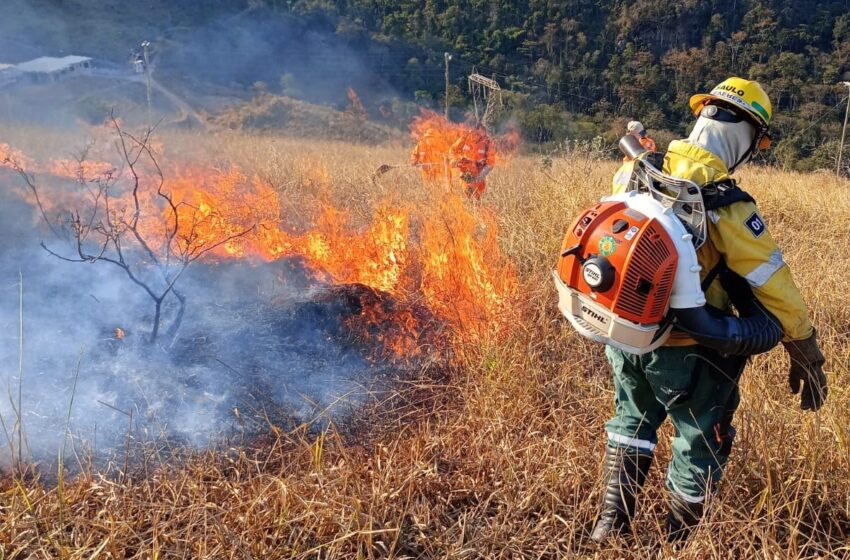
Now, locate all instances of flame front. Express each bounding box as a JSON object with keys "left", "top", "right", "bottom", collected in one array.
[
  {"left": 1, "top": 134, "right": 517, "bottom": 360},
  {"left": 409, "top": 110, "right": 471, "bottom": 186}
]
